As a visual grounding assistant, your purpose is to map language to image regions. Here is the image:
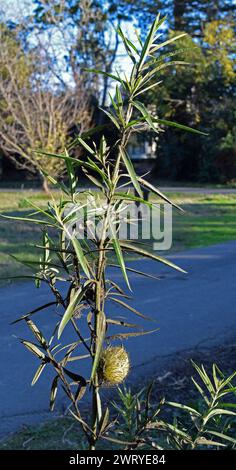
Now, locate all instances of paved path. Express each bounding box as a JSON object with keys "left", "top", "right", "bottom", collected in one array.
[
  {"left": 1, "top": 241, "right": 236, "bottom": 436},
  {"left": 159, "top": 187, "right": 236, "bottom": 194},
  {"left": 1, "top": 186, "right": 236, "bottom": 194}
]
